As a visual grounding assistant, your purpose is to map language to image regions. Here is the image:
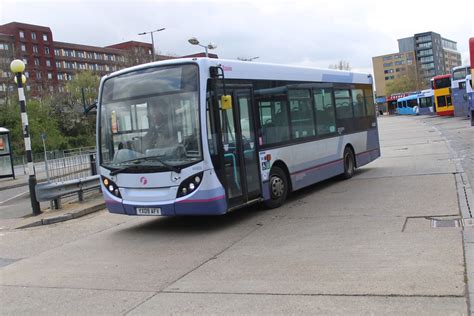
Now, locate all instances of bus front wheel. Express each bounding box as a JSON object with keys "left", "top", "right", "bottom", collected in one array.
[
  {"left": 342, "top": 147, "right": 355, "bottom": 179},
  {"left": 264, "top": 166, "right": 288, "bottom": 209}
]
